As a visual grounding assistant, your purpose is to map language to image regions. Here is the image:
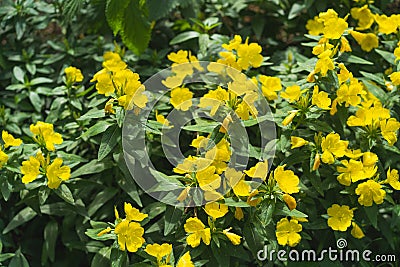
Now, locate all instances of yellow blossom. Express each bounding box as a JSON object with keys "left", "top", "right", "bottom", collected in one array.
[
  {"left": 245, "top": 160, "right": 268, "bottom": 180},
  {"left": 349, "top": 30, "right": 379, "bottom": 52},
  {"left": 156, "top": 111, "right": 170, "bottom": 126},
  {"left": 104, "top": 99, "right": 115, "bottom": 114},
  {"left": 280, "top": 85, "right": 301, "bottom": 102},
  {"left": 336, "top": 159, "right": 366, "bottom": 186},
  {"left": 274, "top": 165, "right": 300, "bottom": 194},
  {"left": 336, "top": 78, "right": 365, "bottom": 107},
  {"left": 385, "top": 168, "right": 400, "bottom": 190},
  {"left": 276, "top": 218, "right": 302, "bottom": 247},
  {"left": 196, "top": 166, "right": 221, "bottom": 191},
  {"left": 259, "top": 75, "right": 282, "bottom": 100},
  {"left": 2, "top": 130, "right": 22, "bottom": 148},
  {"left": 234, "top": 207, "right": 244, "bottom": 220},
  {"left": 355, "top": 180, "right": 386, "bottom": 206},
  {"left": 374, "top": 14, "right": 399, "bottom": 35},
  {"left": 30, "top": 121, "right": 63, "bottom": 151},
  {"left": 282, "top": 110, "right": 299, "bottom": 126},
  {"left": 237, "top": 41, "right": 263, "bottom": 70},
  {"left": 351, "top": 222, "right": 365, "bottom": 239},
  {"left": 145, "top": 243, "right": 172, "bottom": 262},
  {"left": 340, "top": 37, "right": 352, "bottom": 52},
  {"left": 321, "top": 133, "right": 349, "bottom": 164},
  {"left": 337, "top": 63, "right": 353, "bottom": 84},
  {"left": 223, "top": 228, "right": 242, "bottom": 245},
  {"left": 46, "top": 158, "right": 70, "bottom": 189},
  {"left": 283, "top": 194, "right": 297, "bottom": 210},
  {"left": 306, "top": 16, "right": 324, "bottom": 35},
  {"left": 177, "top": 252, "right": 194, "bottom": 267},
  {"left": 0, "top": 149, "right": 8, "bottom": 169},
  {"left": 390, "top": 72, "right": 400, "bottom": 86},
  {"left": 327, "top": 204, "right": 353, "bottom": 231},
  {"left": 312, "top": 85, "right": 331, "bottom": 109},
  {"left": 114, "top": 220, "right": 145, "bottom": 252},
  {"left": 222, "top": 35, "right": 242, "bottom": 51},
  {"left": 21, "top": 156, "right": 40, "bottom": 184},
  {"left": 323, "top": 17, "right": 348, "bottom": 39},
  {"left": 184, "top": 217, "right": 211, "bottom": 248},
  {"left": 204, "top": 202, "right": 228, "bottom": 219},
  {"left": 380, "top": 118, "right": 400, "bottom": 146},
  {"left": 198, "top": 87, "right": 229, "bottom": 115},
  {"left": 290, "top": 136, "right": 308, "bottom": 149},
  {"left": 170, "top": 87, "right": 193, "bottom": 111},
  {"left": 314, "top": 50, "right": 334, "bottom": 76},
  {"left": 64, "top": 66, "right": 84, "bottom": 84},
  {"left": 124, "top": 202, "right": 148, "bottom": 222},
  {"left": 350, "top": 5, "right": 374, "bottom": 30}
]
